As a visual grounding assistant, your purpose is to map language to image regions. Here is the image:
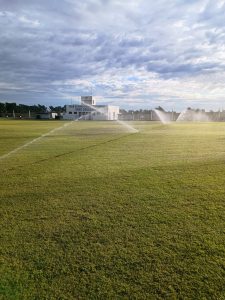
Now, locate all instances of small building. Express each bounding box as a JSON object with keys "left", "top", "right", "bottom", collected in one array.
[
  {"left": 36, "top": 112, "right": 57, "bottom": 119},
  {"left": 63, "top": 96, "right": 119, "bottom": 121}
]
